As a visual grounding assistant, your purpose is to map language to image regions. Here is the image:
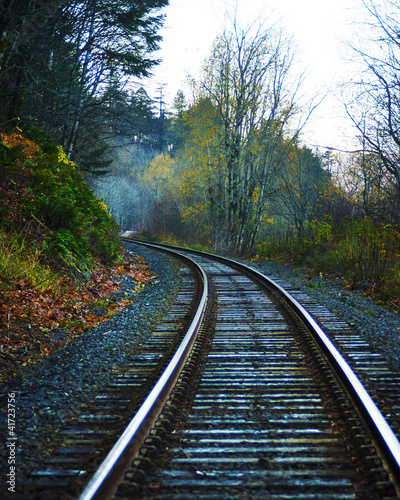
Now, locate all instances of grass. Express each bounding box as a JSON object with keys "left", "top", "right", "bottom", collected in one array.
[{"left": 0, "top": 230, "right": 60, "bottom": 291}]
